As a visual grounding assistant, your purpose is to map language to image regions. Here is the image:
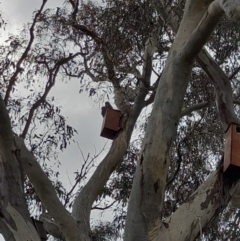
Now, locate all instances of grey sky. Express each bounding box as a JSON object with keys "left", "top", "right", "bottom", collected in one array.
[
  {"left": 0, "top": 1, "right": 111, "bottom": 240},
  {"left": 1, "top": 0, "right": 109, "bottom": 181}
]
